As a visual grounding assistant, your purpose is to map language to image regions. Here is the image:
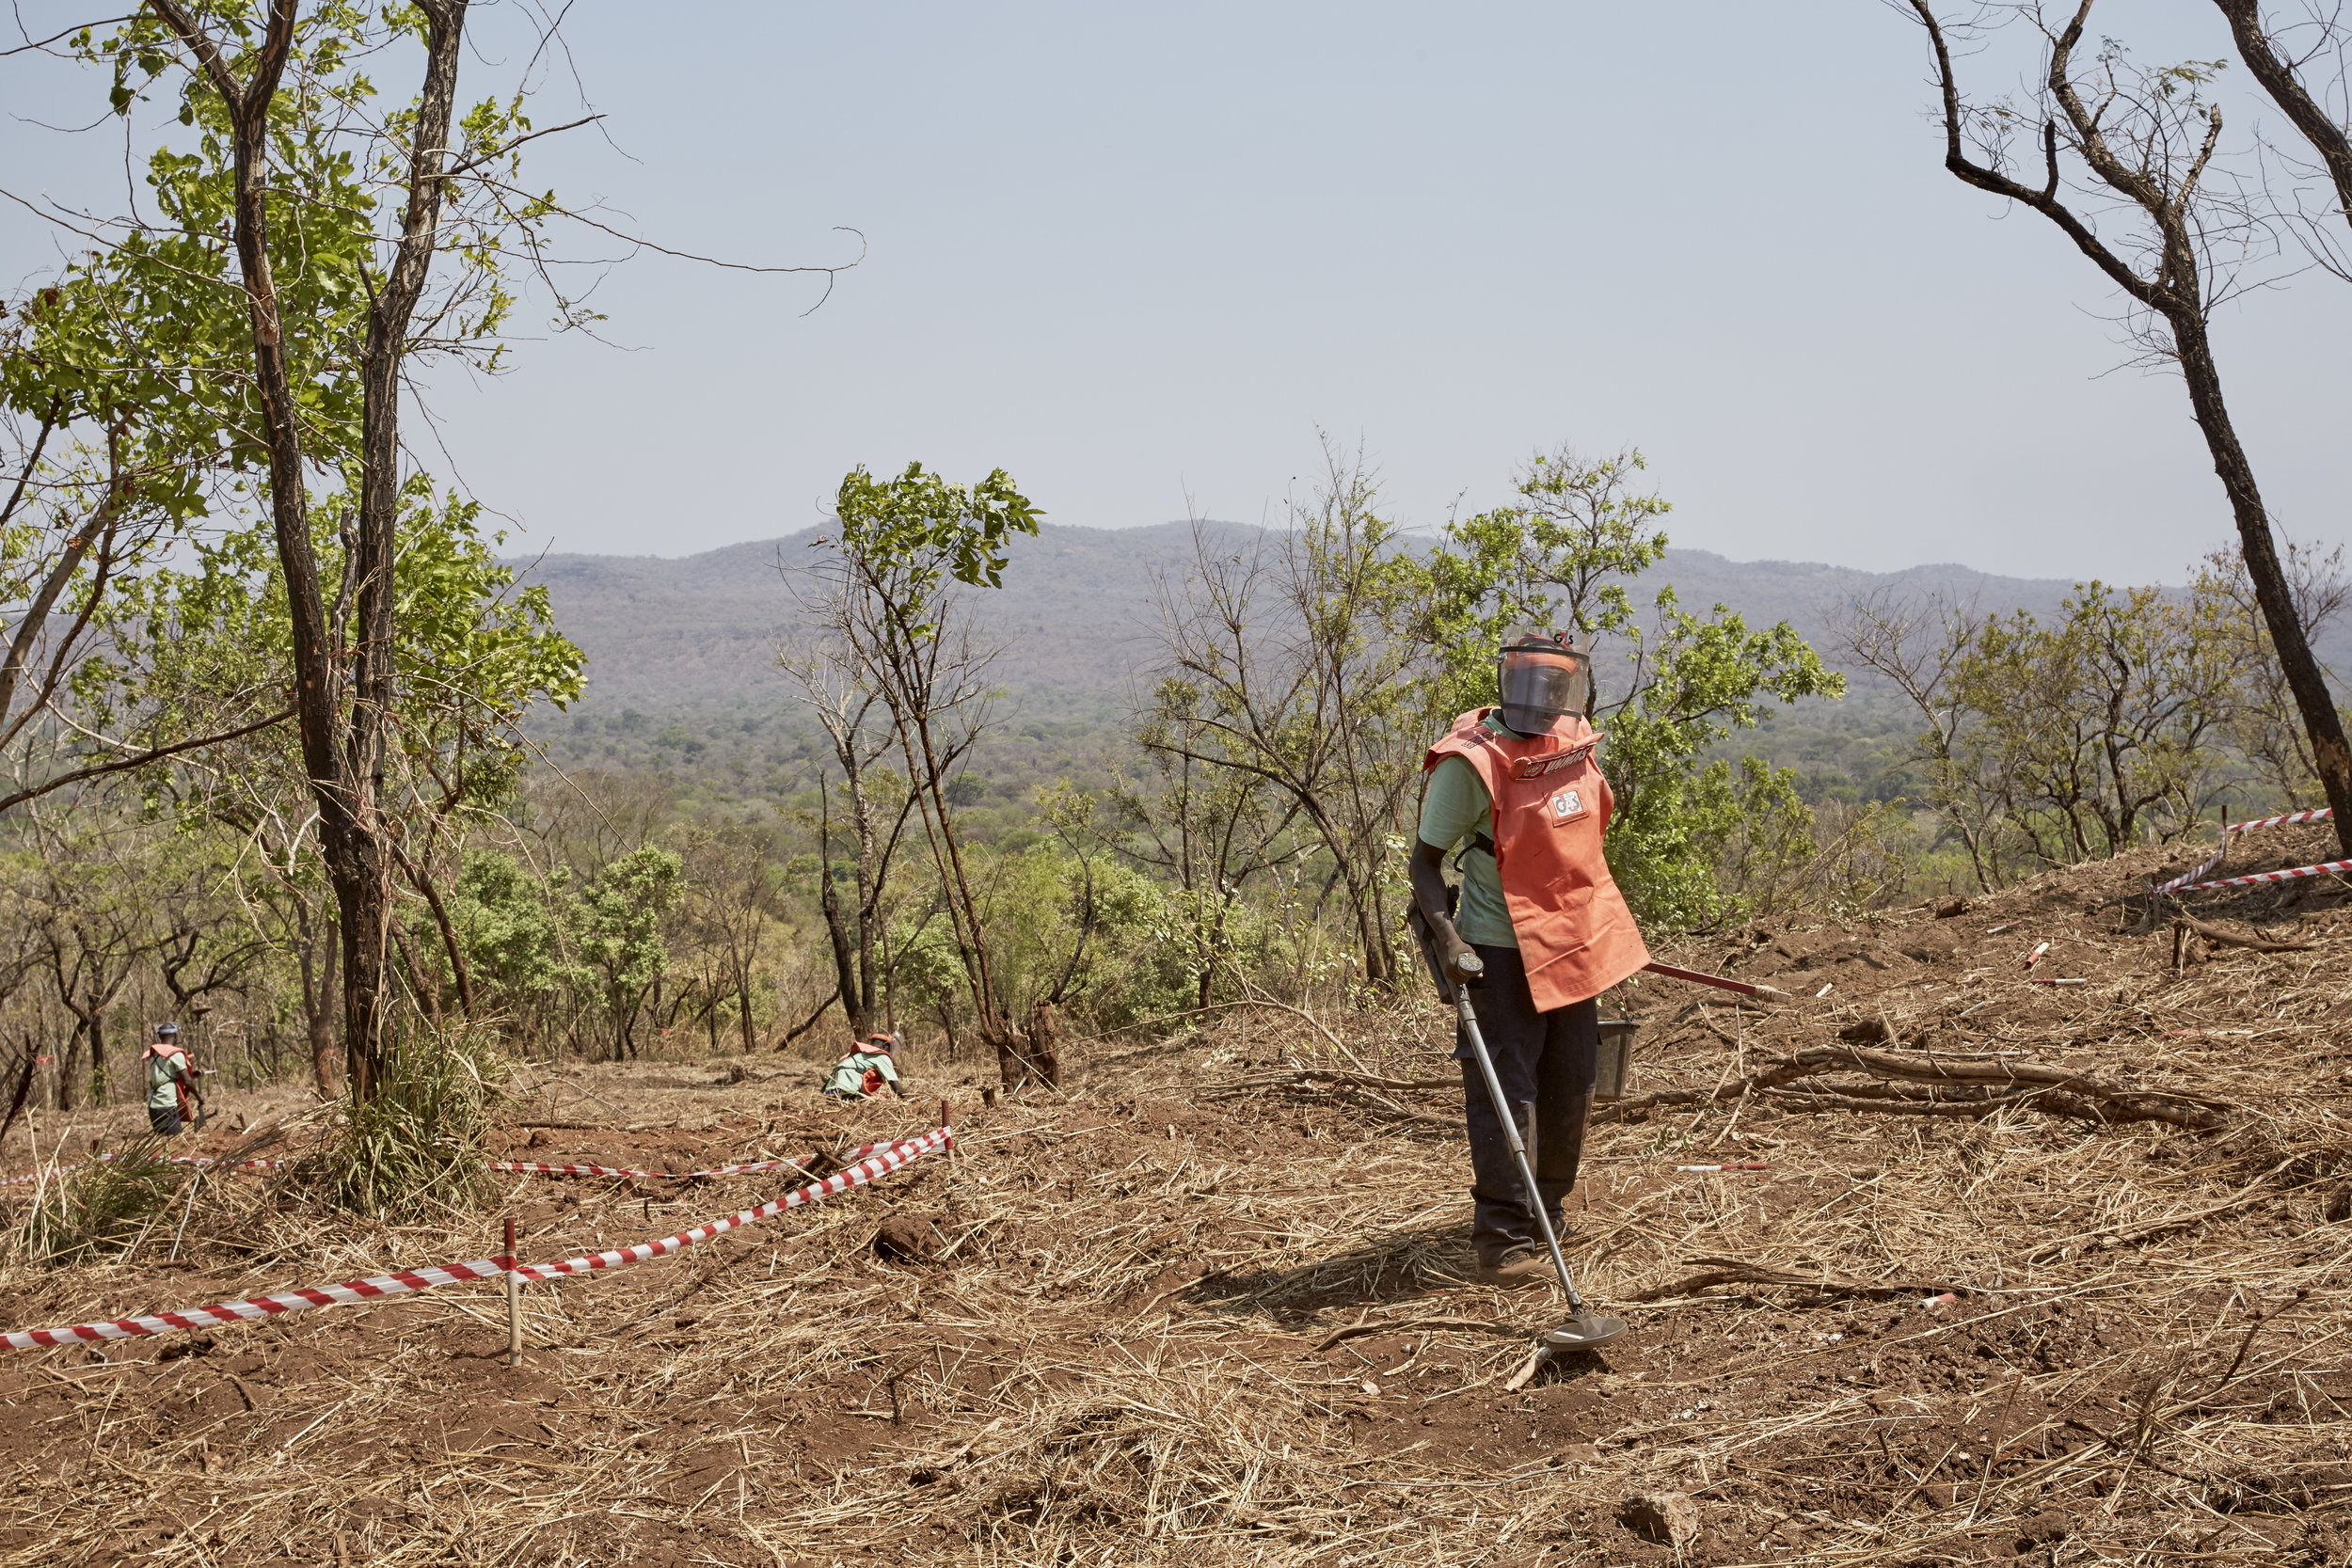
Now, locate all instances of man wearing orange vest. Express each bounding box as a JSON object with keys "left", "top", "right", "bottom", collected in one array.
[{"left": 1411, "top": 629, "right": 1649, "bottom": 1287}]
